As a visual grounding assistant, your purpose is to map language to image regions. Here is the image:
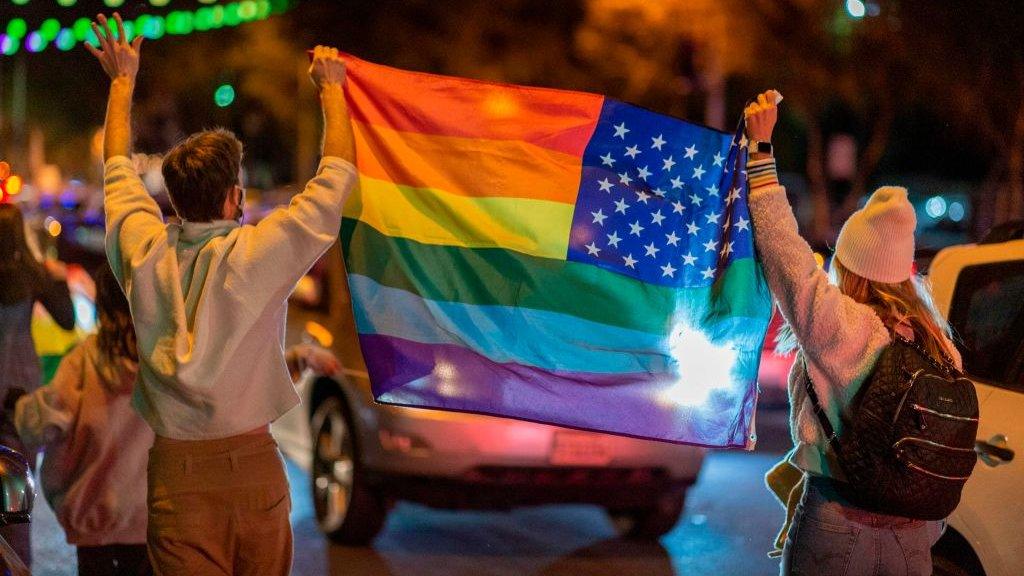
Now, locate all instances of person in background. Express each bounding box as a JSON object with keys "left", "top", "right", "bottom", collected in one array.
[
  {"left": 14, "top": 263, "right": 343, "bottom": 576},
  {"left": 744, "top": 91, "right": 960, "bottom": 576},
  {"left": 0, "top": 201, "right": 76, "bottom": 566},
  {"left": 14, "top": 263, "right": 151, "bottom": 576},
  {"left": 87, "top": 12, "right": 356, "bottom": 575}
]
